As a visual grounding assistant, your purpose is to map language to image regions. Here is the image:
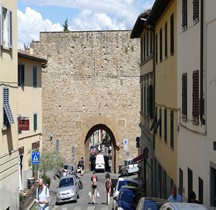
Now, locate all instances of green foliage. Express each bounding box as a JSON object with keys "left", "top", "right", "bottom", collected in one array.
[
  {"left": 41, "top": 173, "right": 51, "bottom": 186},
  {"left": 30, "top": 148, "right": 64, "bottom": 178},
  {"left": 63, "top": 19, "right": 69, "bottom": 32},
  {"left": 19, "top": 193, "right": 24, "bottom": 201}
]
